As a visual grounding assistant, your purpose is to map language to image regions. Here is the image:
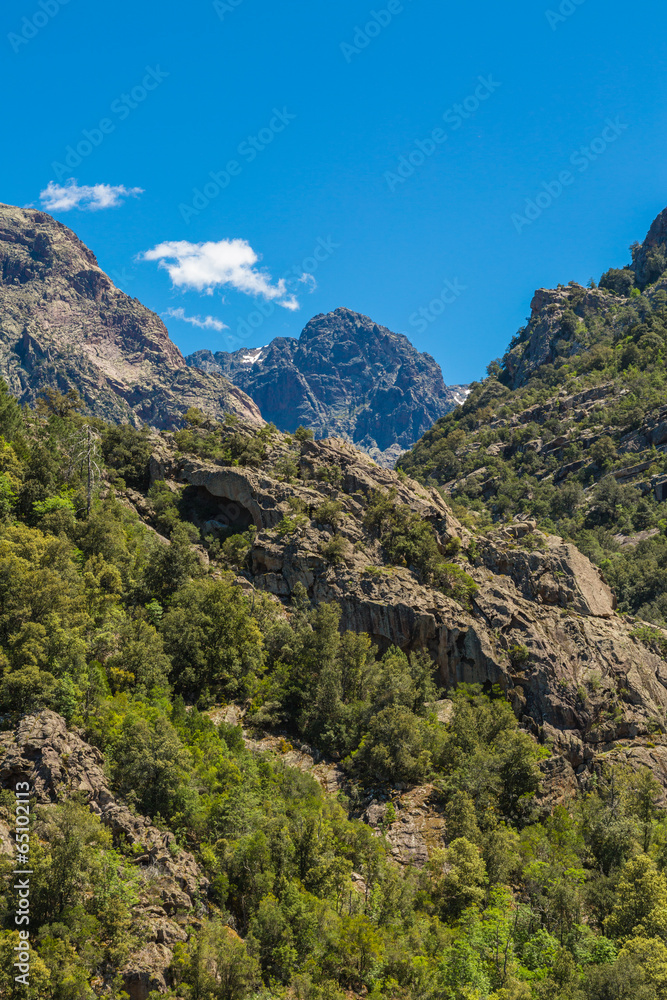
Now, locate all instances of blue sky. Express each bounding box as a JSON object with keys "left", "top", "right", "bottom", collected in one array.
[{"left": 3, "top": 0, "right": 667, "bottom": 384}]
